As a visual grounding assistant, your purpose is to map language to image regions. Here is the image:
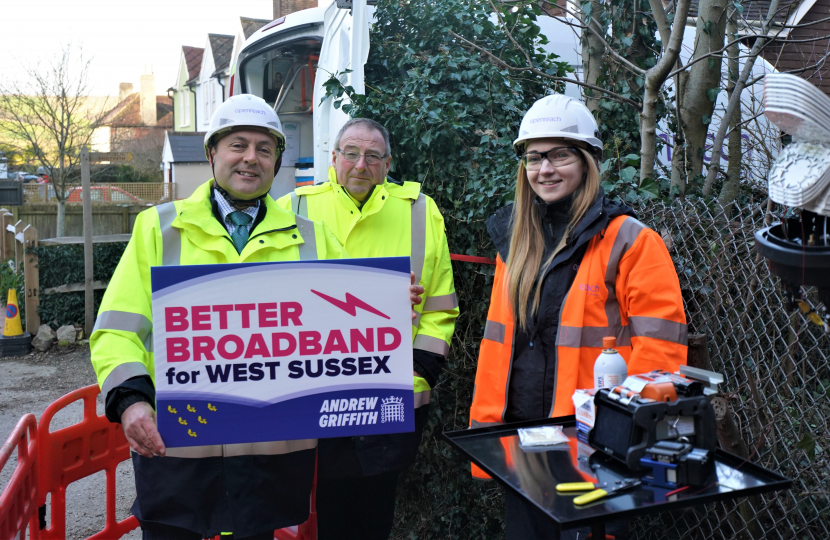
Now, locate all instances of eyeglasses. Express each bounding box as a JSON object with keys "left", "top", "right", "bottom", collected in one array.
[
  {"left": 521, "top": 147, "right": 582, "bottom": 171},
  {"left": 336, "top": 149, "right": 388, "bottom": 165}
]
